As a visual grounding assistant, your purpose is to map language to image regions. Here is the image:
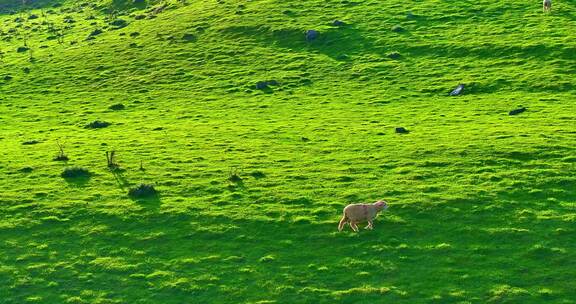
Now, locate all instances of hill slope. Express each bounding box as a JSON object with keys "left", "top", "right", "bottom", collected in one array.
[{"left": 0, "top": 0, "right": 575, "bottom": 303}]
